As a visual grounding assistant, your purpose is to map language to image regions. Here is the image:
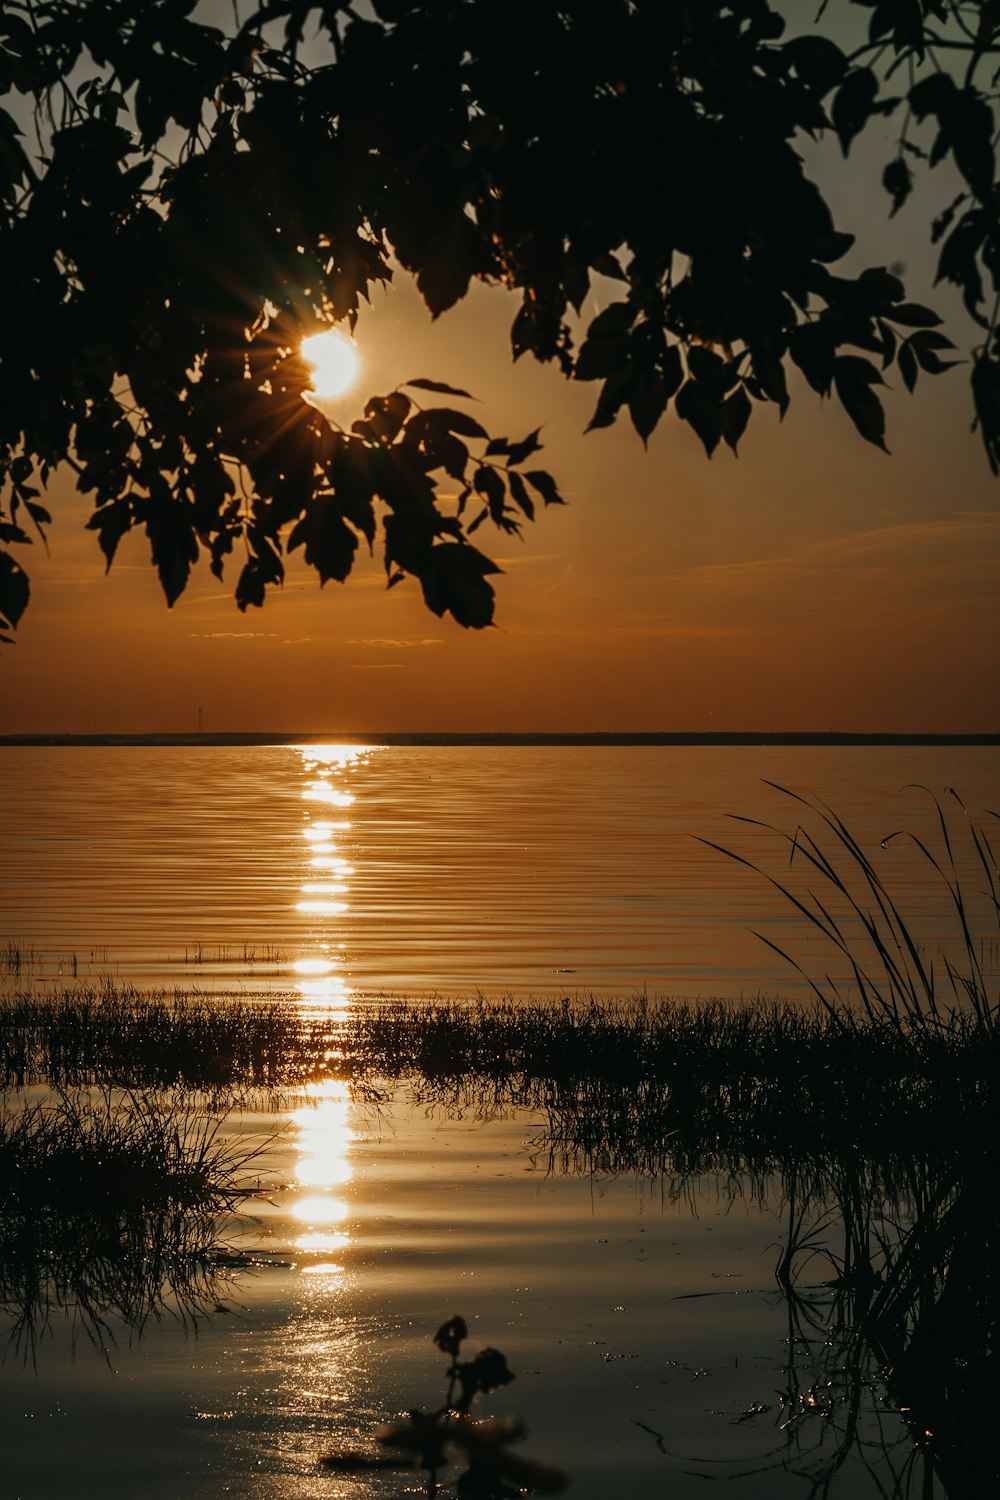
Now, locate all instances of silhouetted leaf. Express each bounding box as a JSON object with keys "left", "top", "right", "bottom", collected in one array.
[
  {"left": 832, "top": 69, "right": 878, "bottom": 155},
  {"left": 591, "top": 250, "right": 626, "bottom": 281},
  {"left": 811, "top": 232, "right": 856, "bottom": 263},
  {"left": 575, "top": 303, "right": 634, "bottom": 382},
  {"left": 722, "top": 386, "right": 752, "bottom": 453},
  {"left": 417, "top": 224, "right": 475, "bottom": 316},
  {"left": 86, "top": 499, "right": 133, "bottom": 571},
  {"left": 931, "top": 193, "right": 968, "bottom": 245},
  {"left": 473, "top": 465, "right": 506, "bottom": 523},
  {"left": 507, "top": 471, "right": 534, "bottom": 520},
  {"left": 888, "top": 303, "right": 943, "bottom": 328},
  {"left": 419, "top": 543, "right": 500, "bottom": 628},
  {"left": 858, "top": 266, "right": 906, "bottom": 305},
  {"left": 505, "top": 428, "right": 543, "bottom": 466},
  {"left": 404, "top": 379, "right": 476, "bottom": 399},
  {"left": 833, "top": 356, "right": 888, "bottom": 451},
  {"left": 687, "top": 347, "right": 734, "bottom": 399},
  {"left": 587, "top": 303, "right": 634, "bottom": 339},
  {"left": 235, "top": 558, "right": 266, "bottom": 610},
  {"left": 423, "top": 409, "right": 488, "bottom": 441},
  {"left": 146, "top": 500, "right": 200, "bottom": 606},
  {"left": 882, "top": 157, "right": 913, "bottom": 217},
  {"left": 585, "top": 363, "right": 635, "bottom": 432},
  {"left": 675, "top": 381, "right": 724, "bottom": 456},
  {"left": 0, "top": 550, "right": 29, "bottom": 628},
  {"left": 365, "top": 392, "right": 411, "bottom": 444},
  {"left": 628, "top": 370, "right": 667, "bottom": 444},
  {"left": 936, "top": 211, "right": 987, "bottom": 324},
  {"left": 750, "top": 348, "right": 789, "bottom": 413},
  {"left": 911, "top": 74, "right": 995, "bottom": 200},
  {"left": 785, "top": 34, "right": 847, "bottom": 92},
  {"left": 898, "top": 340, "right": 919, "bottom": 393},
  {"left": 908, "top": 330, "right": 960, "bottom": 375},
  {"left": 522, "top": 470, "right": 565, "bottom": 506},
  {"left": 972, "top": 352, "right": 1000, "bottom": 473},
  {"left": 288, "top": 496, "right": 359, "bottom": 584}
]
